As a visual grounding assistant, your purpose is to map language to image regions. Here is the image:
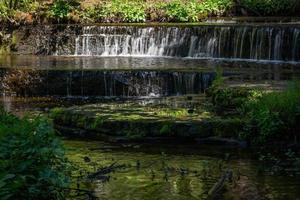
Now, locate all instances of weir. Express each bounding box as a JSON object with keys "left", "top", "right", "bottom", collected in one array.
[
  {"left": 1, "top": 23, "right": 300, "bottom": 99},
  {"left": 51, "top": 25, "right": 300, "bottom": 62},
  {"left": 0, "top": 70, "right": 213, "bottom": 97}
]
